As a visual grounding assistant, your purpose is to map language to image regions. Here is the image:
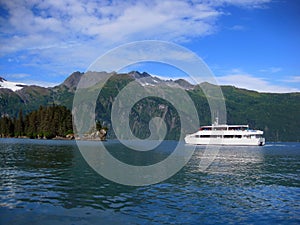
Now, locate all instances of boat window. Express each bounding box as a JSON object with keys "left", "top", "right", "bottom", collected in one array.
[
  {"left": 193, "top": 134, "right": 249, "bottom": 139},
  {"left": 224, "top": 135, "right": 234, "bottom": 138},
  {"left": 224, "top": 135, "right": 242, "bottom": 138},
  {"left": 201, "top": 127, "right": 211, "bottom": 131},
  {"left": 199, "top": 135, "right": 223, "bottom": 138},
  {"left": 213, "top": 127, "right": 227, "bottom": 131},
  {"left": 200, "top": 135, "right": 210, "bottom": 138},
  {"left": 228, "top": 126, "right": 247, "bottom": 131},
  {"left": 248, "top": 134, "right": 262, "bottom": 138}
]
